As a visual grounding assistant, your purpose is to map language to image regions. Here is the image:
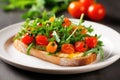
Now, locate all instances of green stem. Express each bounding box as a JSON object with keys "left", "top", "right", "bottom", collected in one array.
[
  {"left": 79, "top": 13, "right": 84, "bottom": 25},
  {"left": 27, "top": 43, "right": 34, "bottom": 55},
  {"left": 66, "top": 13, "right": 84, "bottom": 41}
]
